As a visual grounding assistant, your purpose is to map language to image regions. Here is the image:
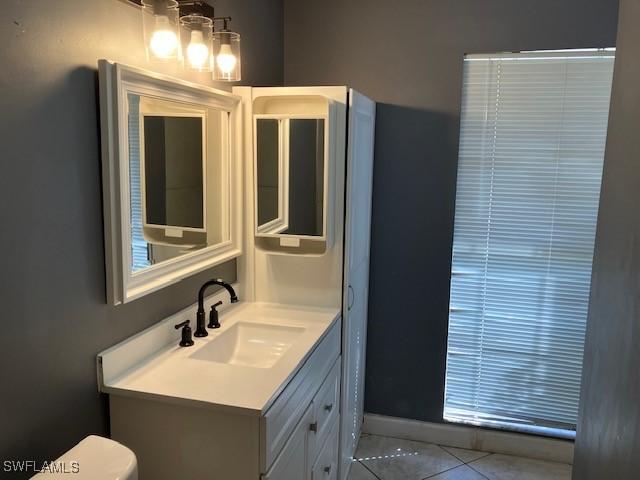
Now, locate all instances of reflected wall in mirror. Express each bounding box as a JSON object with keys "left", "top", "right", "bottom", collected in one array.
[
  {"left": 255, "top": 116, "right": 326, "bottom": 238},
  {"left": 99, "top": 61, "right": 242, "bottom": 304},
  {"left": 143, "top": 115, "right": 204, "bottom": 230},
  {"left": 256, "top": 119, "right": 282, "bottom": 231},
  {"left": 289, "top": 119, "right": 324, "bottom": 236}
]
